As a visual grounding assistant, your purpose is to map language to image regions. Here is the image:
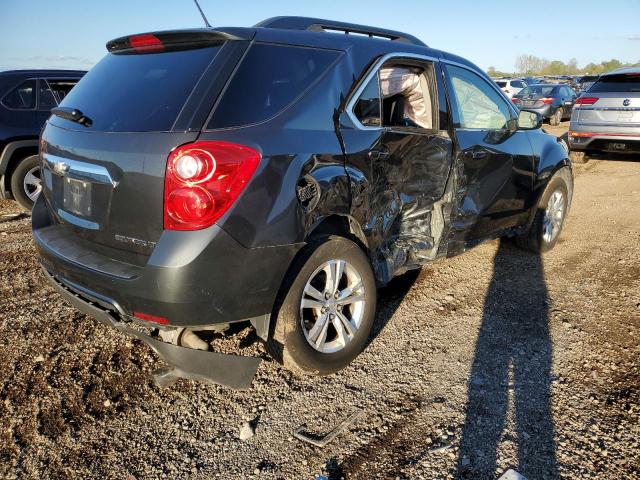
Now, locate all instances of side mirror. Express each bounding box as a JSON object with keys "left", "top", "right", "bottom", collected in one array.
[{"left": 518, "top": 109, "right": 543, "bottom": 130}]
